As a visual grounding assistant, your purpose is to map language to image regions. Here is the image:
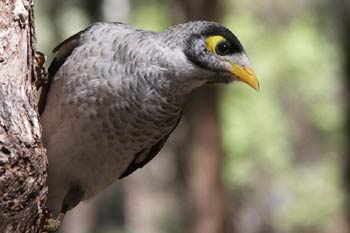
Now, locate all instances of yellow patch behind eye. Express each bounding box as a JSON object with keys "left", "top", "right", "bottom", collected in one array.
[{"left": 205, "top": 35, "right": 226, "bottom": 54}]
